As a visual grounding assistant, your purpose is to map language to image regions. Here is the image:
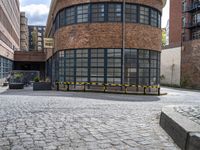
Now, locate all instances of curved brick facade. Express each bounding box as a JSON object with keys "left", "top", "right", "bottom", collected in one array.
[
  {"left": 46, "top": 0, "right": 165, "bottom": 37},
  {"left": 45, "top": 0, "right": 165, "bottom": 90},
  {"left": 54, "top": 23, "right": 161, "bottom": 53}
]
